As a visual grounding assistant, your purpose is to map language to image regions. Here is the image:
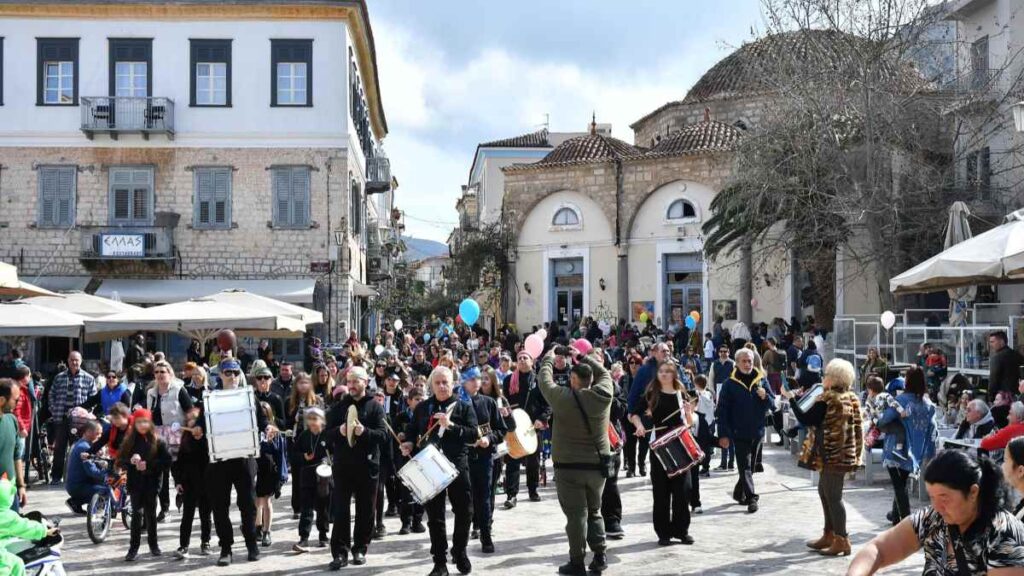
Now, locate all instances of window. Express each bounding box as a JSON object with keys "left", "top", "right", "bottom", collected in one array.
[
  {"left": 667, "top": 199, "right": 698, "bottom": 220},
  {"left": 350, "top": 178, "right": 362, "bottom": 235},
  {"left": 966, "top": 152, "right": 978, "bottom": 185},
  {"left": 272, "top": 166, "right": 311, "bottom": 228},
  {"left": 190, "top": 39, "right": 231, "bottom": 107},
  {"left": 109, "top": 167, "right": 154, "bottom": 225},
  {"left": 109, "top": 39, "right": 151, "bottom": 98},
  {"left": 194, "top": 167, "right": 232, "bottom": 229},
  {"left": 971, "top": 36, "right": 989, "bottom": 89},
  {"left": 37, "top": 166, "right": 76, "bottom": 227},
  {"left": 552, "top": 207, "right": 580, "bottom": 227},
  {"left": 271, "top": 40, "right": 312, "bottom": 107},
  {"left": 980, "top": 147, "right": 991, "bottom": 189},
  {"left": 37, "top": 38, "right": 78, "bottom": 105}
]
